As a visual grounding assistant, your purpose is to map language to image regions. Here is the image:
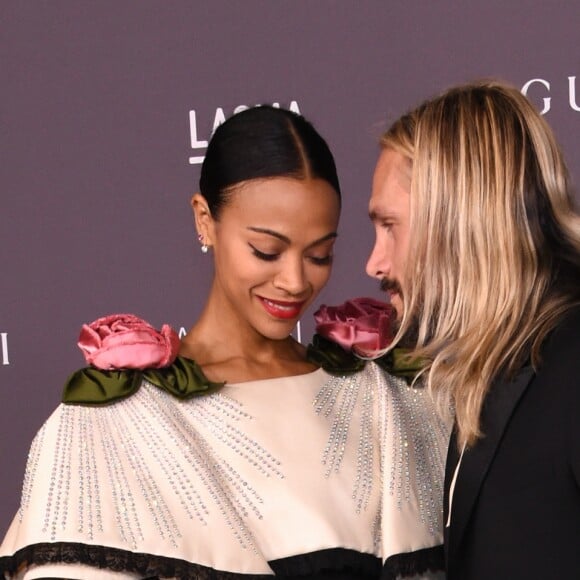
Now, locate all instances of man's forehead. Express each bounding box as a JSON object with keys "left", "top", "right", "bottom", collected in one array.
[
  {"left": 374, "top": 151, "right": 409, "bottom": 190},
  {"left": 370, "top": 149, "right": 411, "bottom": 210}
]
